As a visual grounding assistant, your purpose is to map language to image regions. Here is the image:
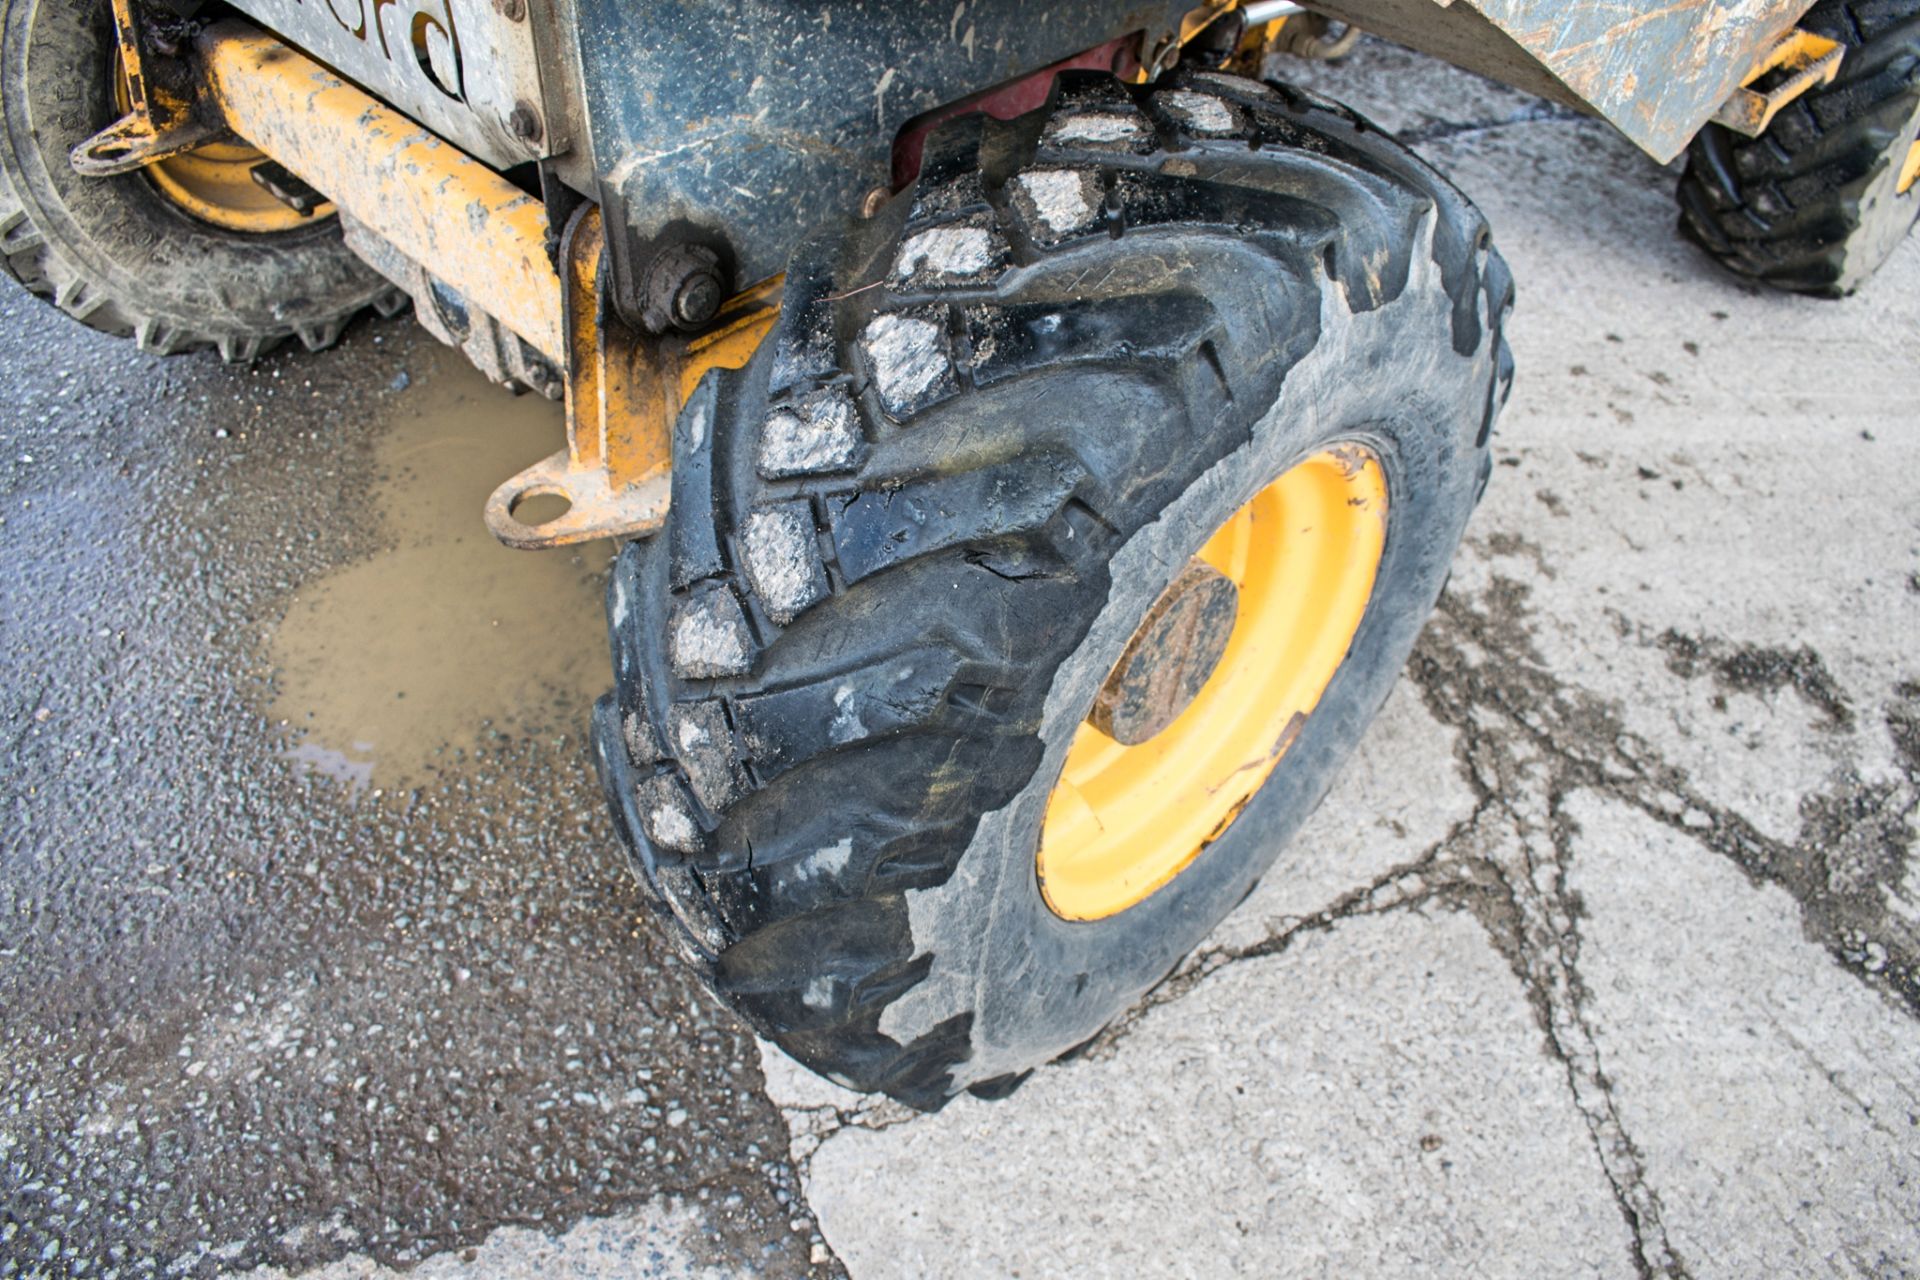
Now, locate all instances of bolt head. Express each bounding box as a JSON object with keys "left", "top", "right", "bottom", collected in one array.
[
  {"left": 494, "top": 0, "right": 527, "bottom": 19},
  {"left": 671, "top": 272, "right": 723, "bottom": 328},
  {"left": 508, "top": 101, "right": 542, "bottom": 144}
]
